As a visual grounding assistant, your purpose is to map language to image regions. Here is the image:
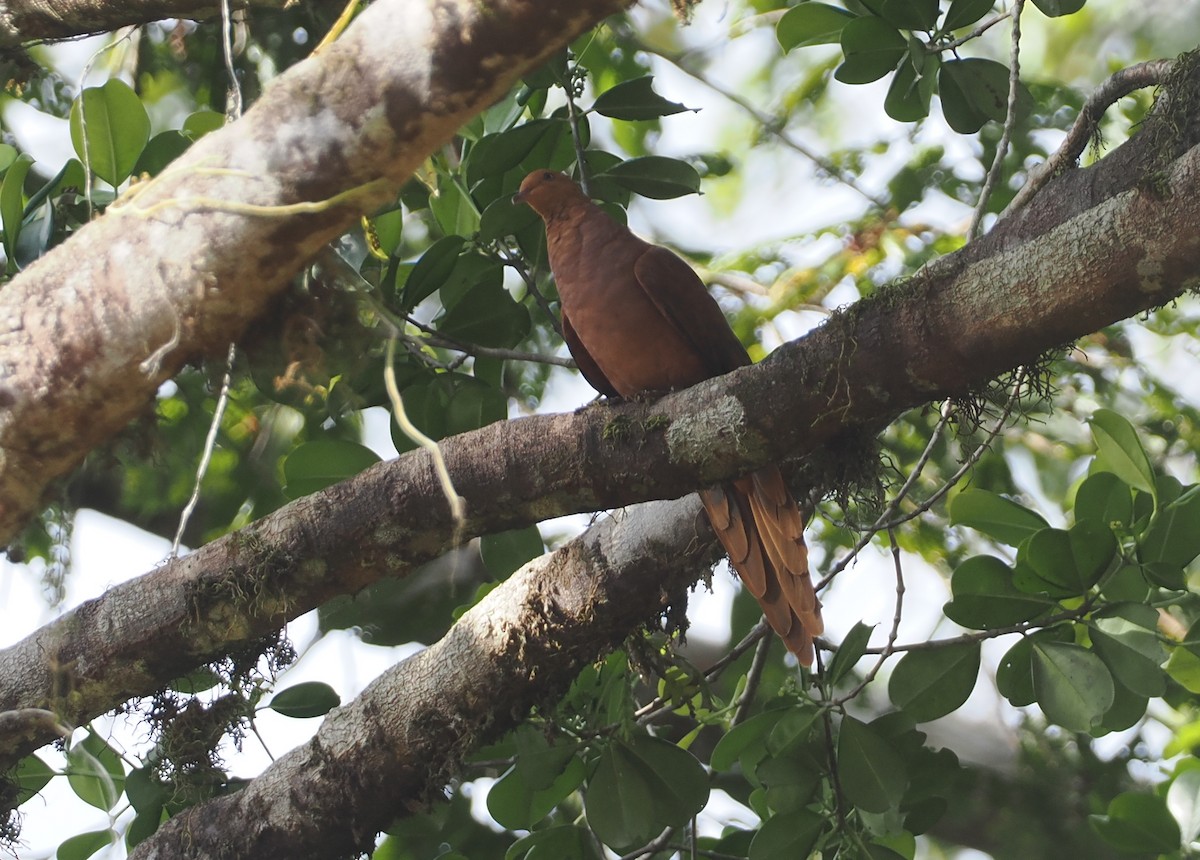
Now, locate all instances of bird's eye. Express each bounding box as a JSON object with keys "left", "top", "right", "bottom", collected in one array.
[{"left": 542, "top": 171, "right": 554, "bottom": 180}]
